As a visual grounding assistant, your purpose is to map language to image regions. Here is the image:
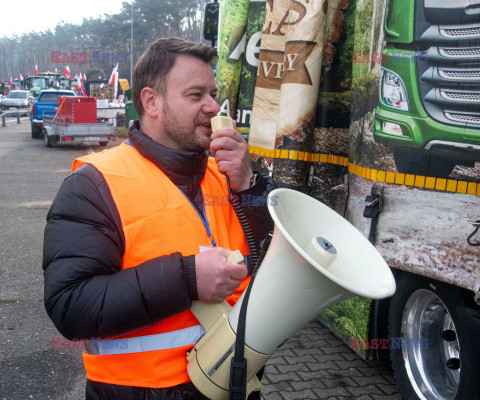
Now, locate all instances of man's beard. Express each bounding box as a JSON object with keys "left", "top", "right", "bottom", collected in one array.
[{"left": 161, "top": 101, "right": 209, "bottom": 154}]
